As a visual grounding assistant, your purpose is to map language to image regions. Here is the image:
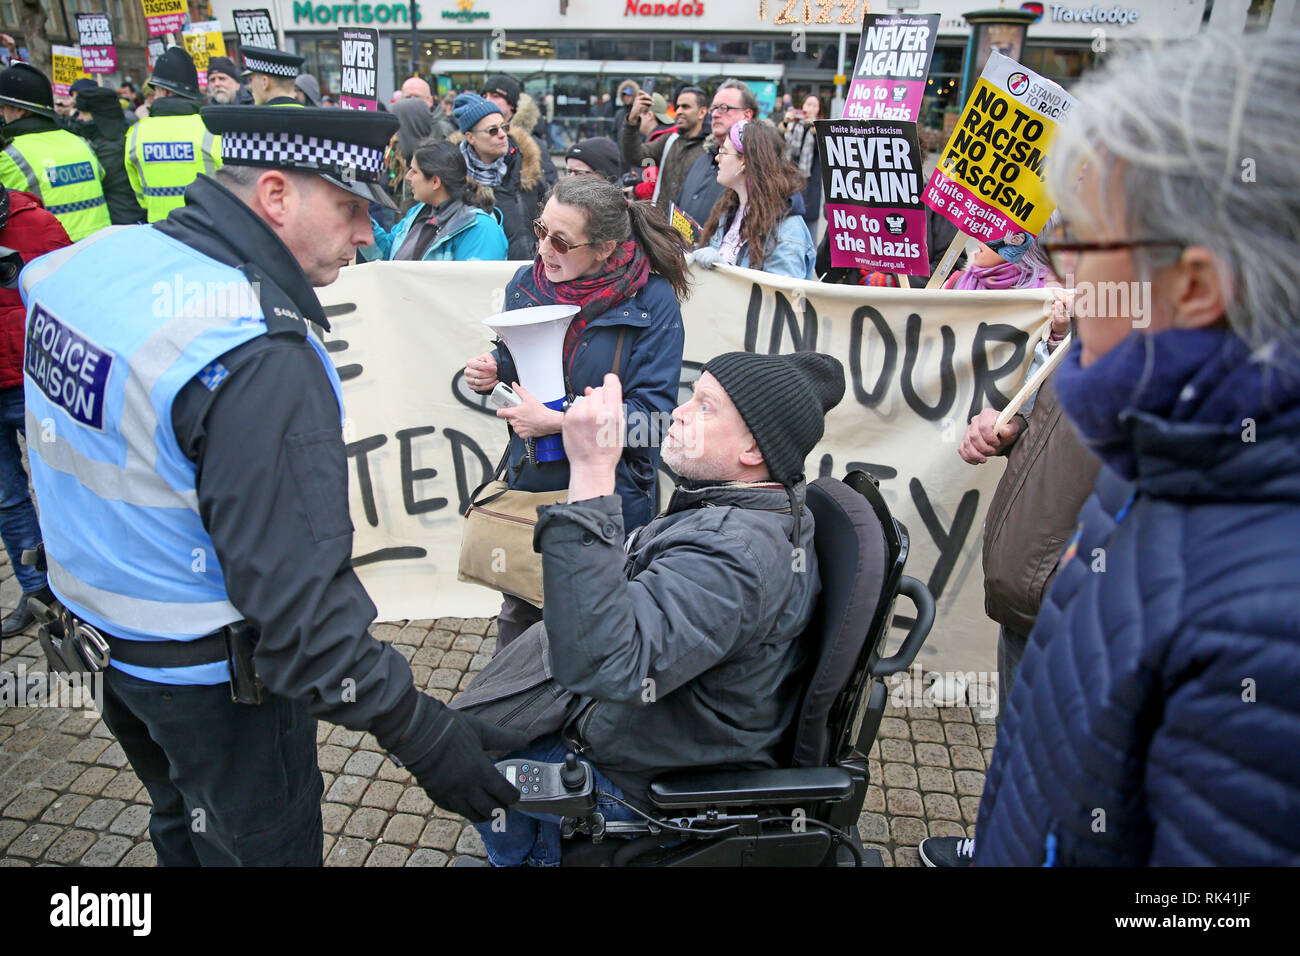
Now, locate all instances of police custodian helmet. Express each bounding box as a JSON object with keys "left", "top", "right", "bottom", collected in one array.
[
  {"left": 200, "top": 105, "right": 399, "bottom": 209},
  {"left": 149, "top": 46, "right": 202, "bottom": 101},
  {"left": 0, "top": 62, "right": 56, "bottom": 117}
]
